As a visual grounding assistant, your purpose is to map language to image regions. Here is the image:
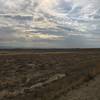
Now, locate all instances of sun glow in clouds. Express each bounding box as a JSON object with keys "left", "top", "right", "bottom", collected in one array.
[{"left": 0, "top": 0, "right": 100, "bottom": 48}]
